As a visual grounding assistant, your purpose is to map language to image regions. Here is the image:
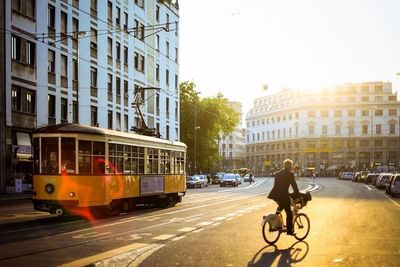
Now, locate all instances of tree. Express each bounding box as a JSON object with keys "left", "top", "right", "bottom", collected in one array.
[{"left": 180, "top": 81, "right": 239, "bottom": 174}]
